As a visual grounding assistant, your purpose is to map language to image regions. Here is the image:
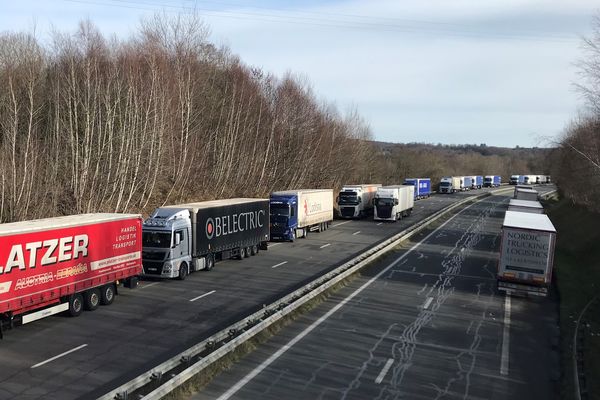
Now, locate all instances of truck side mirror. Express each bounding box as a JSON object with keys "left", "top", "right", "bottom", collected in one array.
[{"left": 174, "top": 232, "right": 181, "bottom": 247}]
